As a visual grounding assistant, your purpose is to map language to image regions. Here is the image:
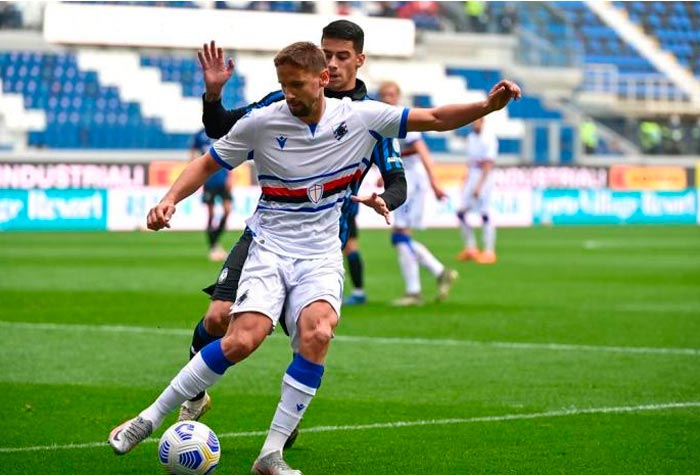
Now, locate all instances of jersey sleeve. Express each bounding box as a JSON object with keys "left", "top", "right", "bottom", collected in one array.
[
  {"left": 354, "top": 100, "right": 409, "bottom": 139},
  {"left": 372, "top": 137, "right": 404, "bottom": 174},
  {"left": 202, "top": 90, "right": 284, "bottom": 139},
  {"left": 209, "top": 111, "right": 257, "bottom": 170}
]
